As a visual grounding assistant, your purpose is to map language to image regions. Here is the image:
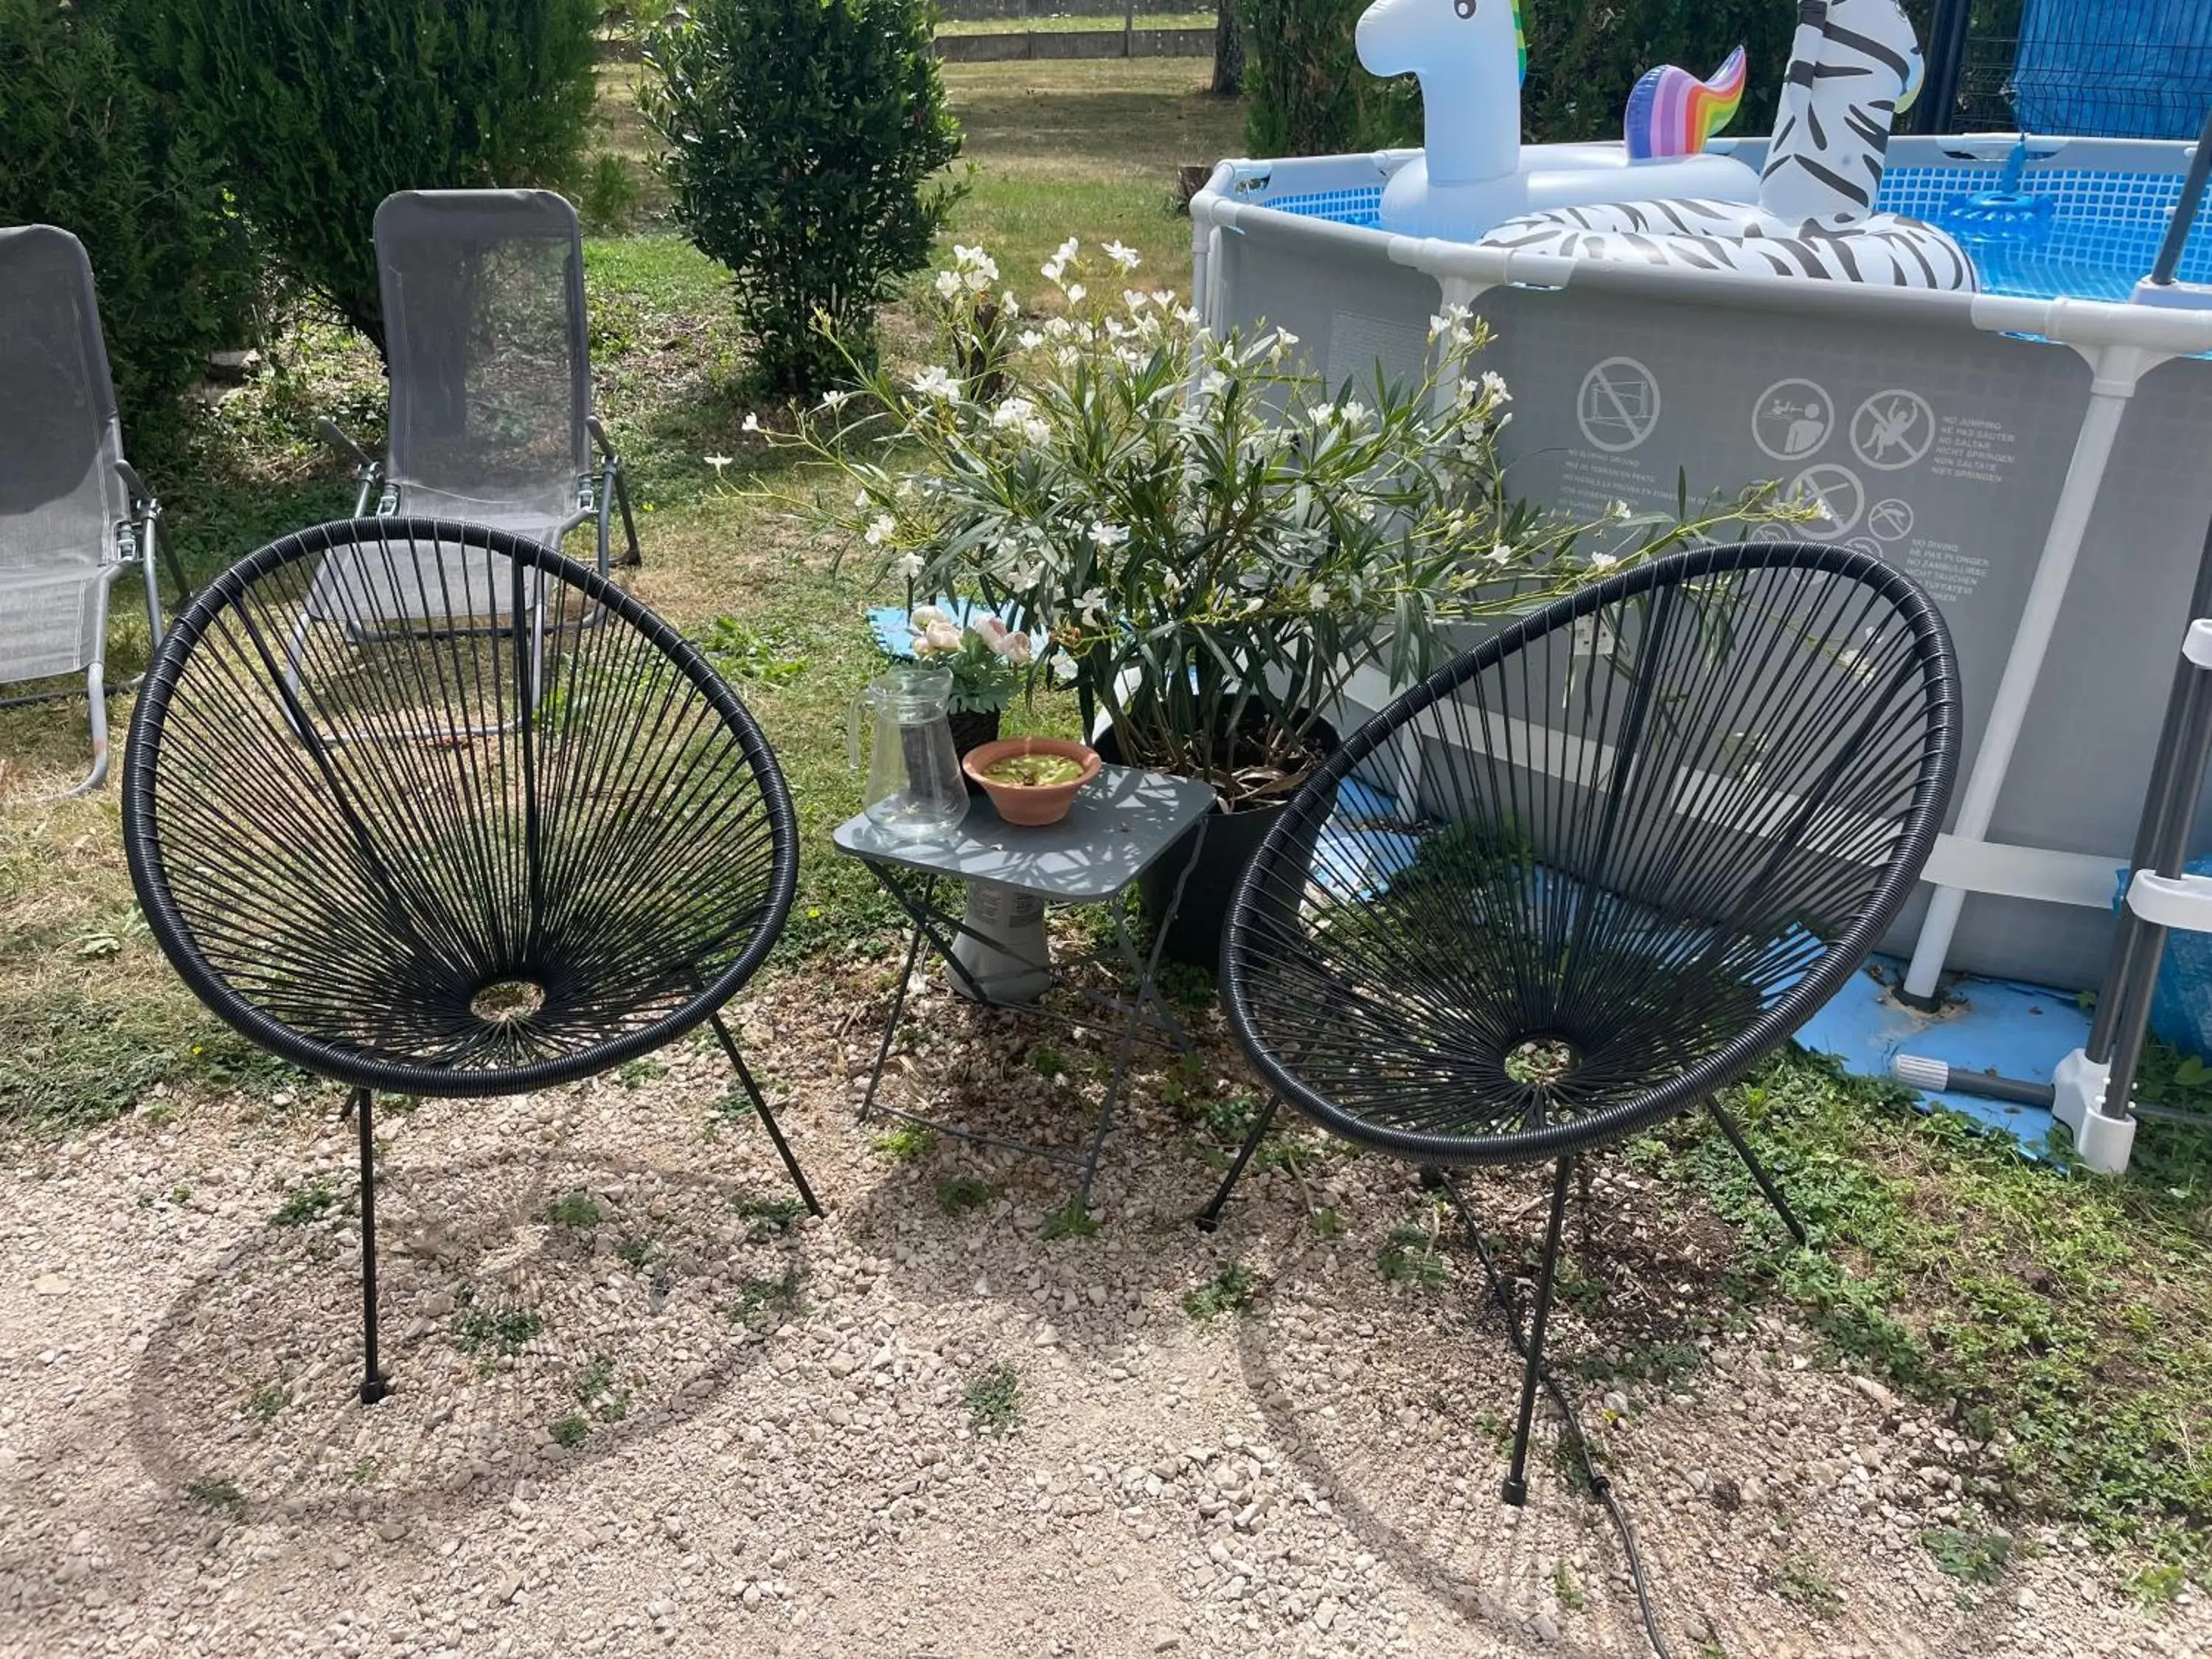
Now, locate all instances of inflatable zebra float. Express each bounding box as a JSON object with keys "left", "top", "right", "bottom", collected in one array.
[{"left": 1482, "top": 0, "right": 1977, "bottom": 292}]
